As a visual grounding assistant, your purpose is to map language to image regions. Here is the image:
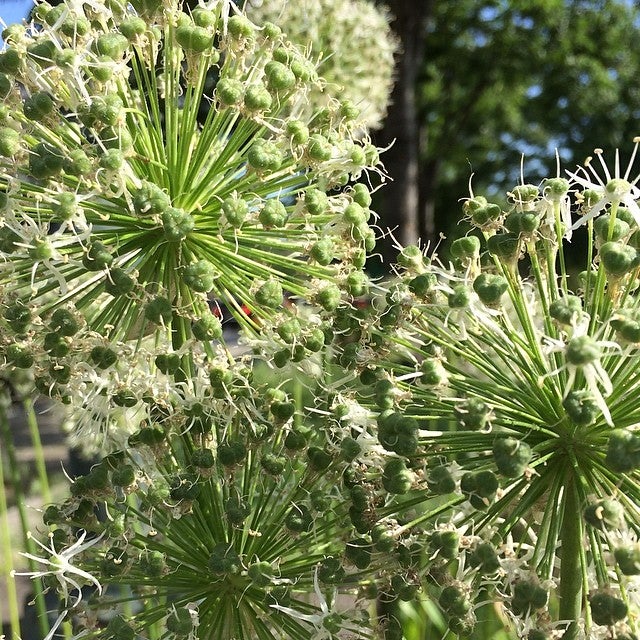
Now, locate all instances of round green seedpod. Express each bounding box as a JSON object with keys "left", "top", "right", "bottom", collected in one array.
[
  {"left": 285, "top": 504, "right": 313, "bottom": 532},
  {"left": 504, "top": 210, "right": 540, "bottom": 235},
  {"left": 450, "top": 235, "right": 481, "bottom": 260},
  {"left": 191, "top": 448, "right": 215, "bottom": 469},
  {"left": 340, "top": 436, "right": 361, "bottom": 462},
  {"left": 447, "top": 283, "right": 471, "bottom": 309},
  {"left": 0, "top": 49, "right": 21, "bottom": 75},
  {"left": 99, "top": 148, "right": 125, "bottom": 171},
  {"left": 225, "top": 497, "right": 251, "bottom": 525},
  {"left": 563, "top": 390, "right": 599, "bottom": 426},
  {"left": 316, "top": 283, "right": 342, "bottom": 311},
  {"left": 286, "top": 119, "right": 309, "bottom": 145},
  {"left": 191, "top": 312, "right": 222, "bottom": 341},
  {"left": 600, "top": 241, "right": 638, "bottom": 277},
  {"left": 473, "top": 273, "right": 508, "bottom": 306},
  {"left": 349, "top": 485, "right": 369, "bottom": 512},
  {"left": 111, "top": 464, "right": 135, "bottom": 488},
  {"left": 162, "top": 207, "right": 194, "bottom": 241},
  {"left": 133, "top": 181, "right": 171, "bottom": 216},
  {"left": 589, "top": 590, "right": 628, "bottom": 626},
  {"left": 270, "top": 399, "right": 295, "bottom": 421},
  {"left": 155, "top": 353, "right": 181, "bottom": 375},
  {"left": 307, "top": 446, "right": 332, "bottom": 472},
  {"left": 176, "top": 24, "right": 213, "bottom": 52},
  {"left": 90, "top": 346, "right": 117, "bottom": 369},
  {"left": 493, "top": 437, "right": 532, "bottom": 478},
  {"left": 352, "top": 183, "right": 371, "bottom": 208},
  {"left": 439, "top": 584, "right": 471, "bottom": 618},
  {"left": 183, "top": 260, "right": 217, "bottom": 293},
  {"left": 104, "top": 615, "right": 135, "bottom": 640},
  {"left": 382, "top": 458, "right": 412, "bottom": 495},
  {"left": 345, "top": 270, "right": 369, "bottom": 297},
  {"left": 487, "top": 232, "right": 519, "bottom": 261},
  {"left": 166, "top": 607, "right": 194, "bottom": 634},
  {"left": 63, "top": 148, "right": 92, "bottom": 176},
  {"left": 27, "top": 39, "right": 56, "bottom": 66},
  {"left": 468, "top": 541, "right": 500, "bottom": 574},
  {"left": 259, "top": 199, "right": 287, "bottom": 228},
  {"left": 304, "top": 188, "right": 329, "bottom": 215},
  {"left": 594, "top": 214, "right": 631, "bottom": 243},
  {"left": 429, "top": 530, "right": 460, "bottom": 560},
  {"left": 113, "top": 389, "right": 139, "bottom": 408},
  {"left": 264, "top": 60, "right": 296, "bottom": 92},
  {"left": 144, "top": 296, "right": 173, "bottom": 324},
  {"left": 104, "top": 268, "right": 134, "bottom": 297},
  {"left": 455, "top": 397, "right": 490, "bottom": 431},
  {"left": 469, "top": 203, "right": 502, "bottom": 227},
  {"left": 284, "top": 428, "right": 308, "bottom": 450},
  {"left": 511, "top": 579, "right": 548, "bottom": 617},
  {"left": 5, "top": 343, "right": 34, "bottom": 369},
  {"left": 584, "top": 498, "right": 625, "bottom": 530},
  {"left": 92, "top": 33, "right": 129, "bottom": 59},
  {"left": 3, "top": 302, "right": 31, "bottom": 334},
  {"left": 511, "top": 183, "right": 539, "bottom": 202},
  {"left": 317, "top": 556, "right": 345, "bottom": 584},
  {"left": 343, "top": 202, "right": 366, "bottom": 226},
  {"left": 460, "top": 470, "right": 498, "bottom": 510},
  {"left": 217, "top": 439, "right": 246, "bottom": 466},
  {"left": 169, "top": 473, "right": 201, "bottom": 501},
  {"left": 119, "top": 16, "right": 147, "bottom": 40},
  {"left": 255, "top": 279, "right": 283, "bottom": 308},
  {"left": 260, "top": 453, "right": 285, "bottom": 475},
  {"left": 345, "top": 538, "right": 371, "bottom": 570},
  {"left": 83, "top": 241, "right": 113, "bottom": 271},
  {"left": 614, "top": 544, "right": 640, "bottom": 575},
  {"left": 216, "top": 77, "right": 244, "bottom": 106},
  {"left": 565, "top": 334, "right": 601, "bottom": 367},
  {"left": 247, "top": 139, "right": 282, "bottom": 172},
  {"left": 227, "top": 14, "right": 255, "bottom": 39},
  {"left": 606, "top": 430, "right": 640, "bottom": 473},
  {"left": 549, "top": 295, "right": 583, "bottom": 325},
  {"left": 50, "top": 308, "right": 80, "bottom": 336},
  {"left": 543, "top": 176, "right": 570, "bottom": 199},
  {"left": 44, "top": 332, "right": 69, "bottom": 357},
  {"left": 306, "top": 134, "right": 333, "bottom": 163},
  {"left": 243, "top": 83, "right": 272, "bottom": 112},
  {"left": 427, "top": 465, "right": 456, "bottom": 494},
  {"left": 0, "top": 126, "right": 20, "bottom": 157},
  {"left": 29, "top": 142, "right": 64, "bottom": 179},
  {"left": 248, "top": 561, "right": 274, "bottom": 587},
  {"left": 398, "top": 245, "right": 425, "bottom": 271},
  {"left": 276, "top": 317, "right": 301, "bottom": 343},
  {"left": 208, "top": 543, "right": 242, "bottom": 575},
  {"left": 303, "top": 326, "right": 327, "bottom": 353}
]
